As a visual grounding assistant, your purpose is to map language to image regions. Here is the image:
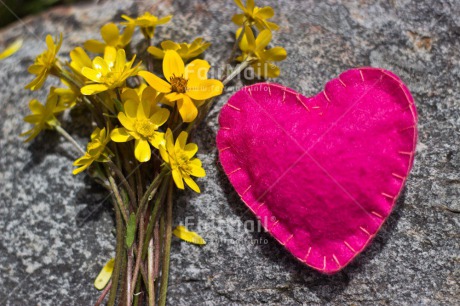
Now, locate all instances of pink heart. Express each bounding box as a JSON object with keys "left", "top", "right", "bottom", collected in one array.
[{"left": 216, "top": 68, "right": 417, "bottom": 274}]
